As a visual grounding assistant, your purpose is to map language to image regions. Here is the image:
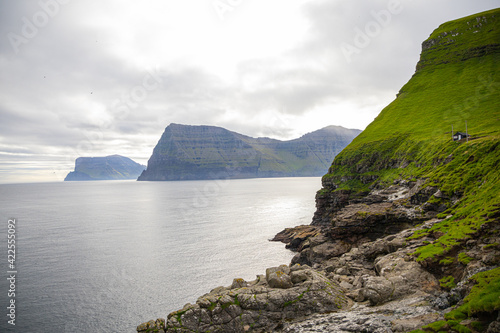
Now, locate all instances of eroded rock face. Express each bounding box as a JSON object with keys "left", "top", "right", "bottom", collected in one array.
[
  {"left": 286, "top": 182, "right": 430, "bottom": 267},
  {"left": 310, "top": 224, "right": 441, "bottom": 307},
  {"left": 312, "top": 188, "right": 351, "bottom": 226},
  {"left": 137, "top": 265, "right": 348, "bottom": 333},
  {"left": 279, "top": 180, "right": 434, "bottom": 267},
  {"left": 329, "top": 201, "right": 425, "bottom": 243}
]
